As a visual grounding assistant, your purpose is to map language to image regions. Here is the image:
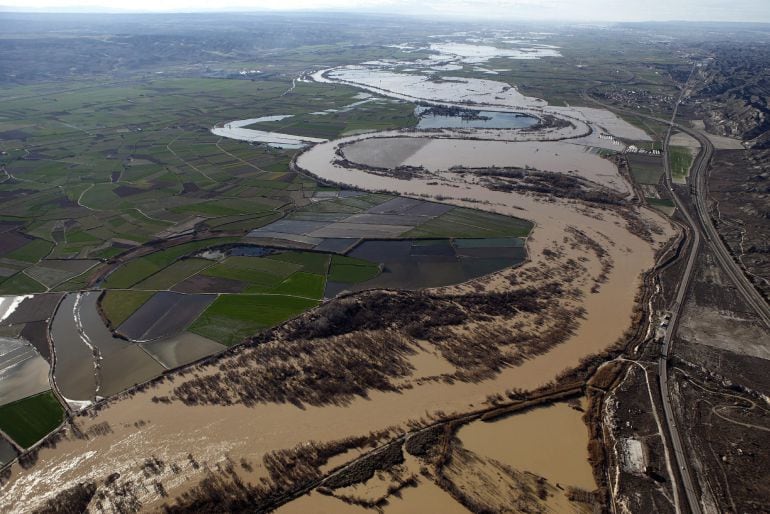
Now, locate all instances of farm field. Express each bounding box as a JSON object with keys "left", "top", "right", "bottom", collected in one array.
[
  {"left": 0, "top": 391, "right": 64, "bottom": 449},
  {"left": 646, "top": 197, "right": 676, "bottom": 216},
  {"left": 188, "top": 294, "right": 320, "bottom": 346},
  {"left": 627, "top": 153, "right": 665, "bottom": 185},
  {"left": 669, "top": 145, "right": 694, "bottom": 181},
  {"left": 100, "top": 290, "right": 154, "bottom": 327},
  {"left": 0, "top": 74, "right": 425, "bottom": 296},
  {"left": 0, "top": 14, "right": 722, "bottom": 514}
]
